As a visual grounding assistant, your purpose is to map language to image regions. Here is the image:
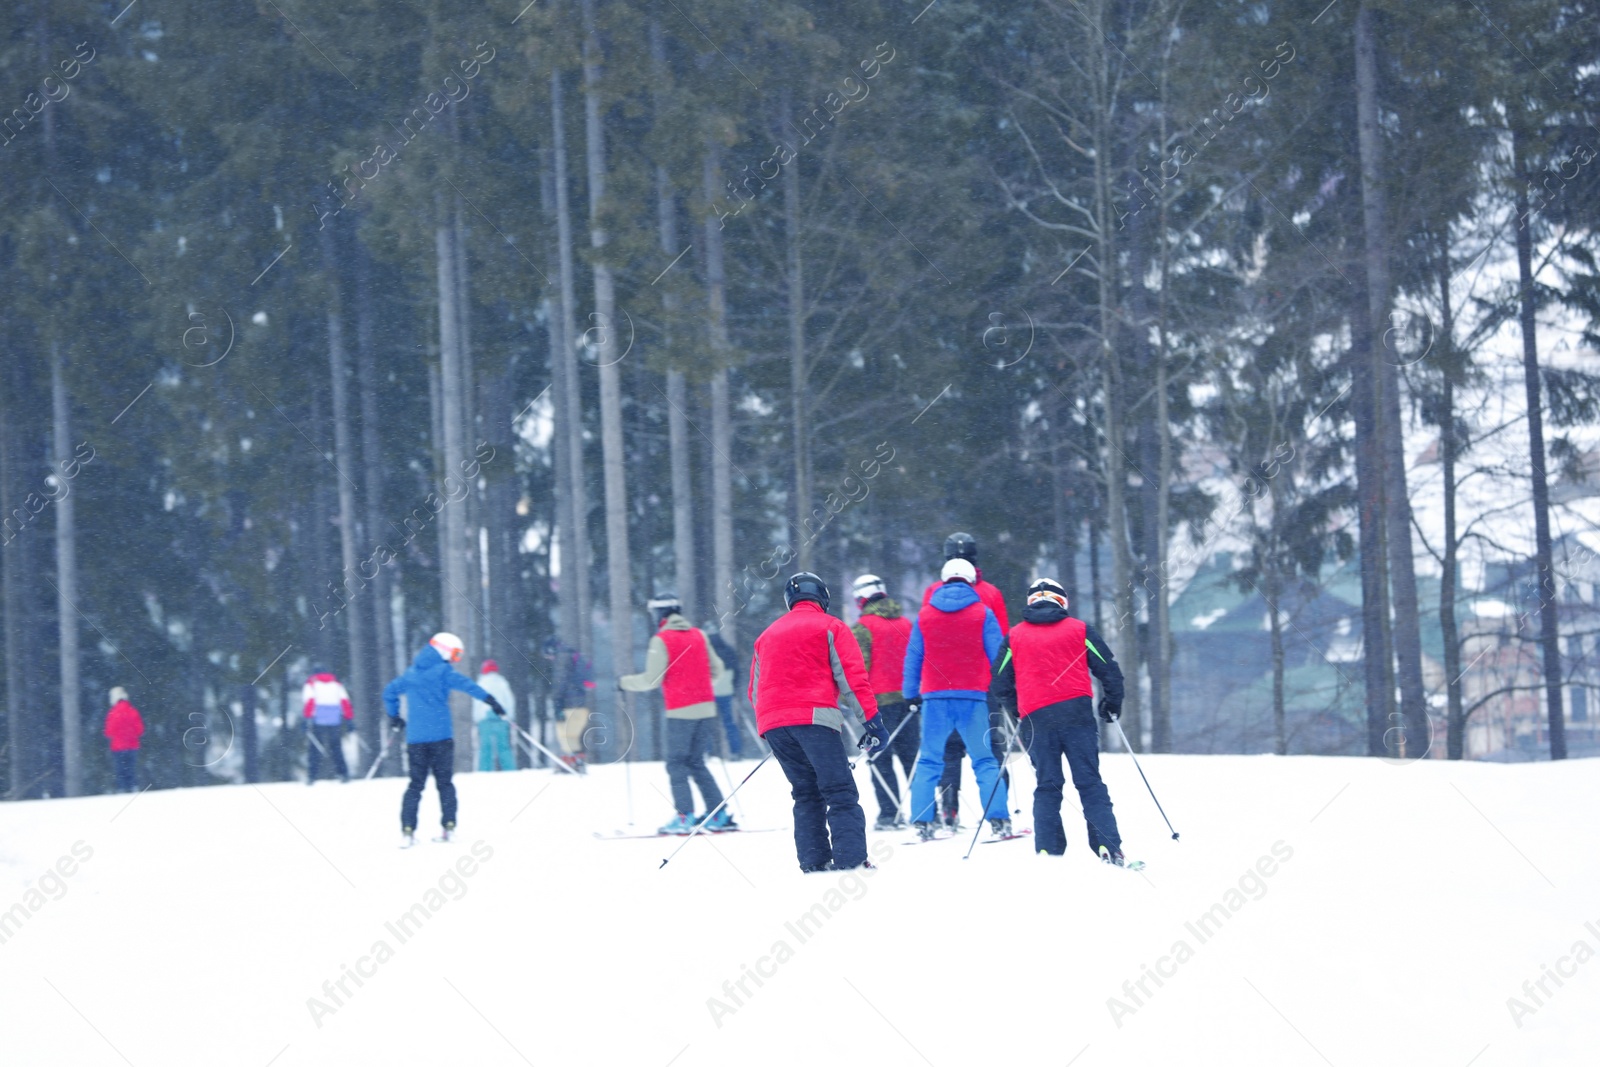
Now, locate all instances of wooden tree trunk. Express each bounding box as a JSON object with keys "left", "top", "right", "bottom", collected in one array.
[
  {"left": 551, "top": 68, "right": 592, "bottom": 658},
  {"left": 1438, "top": 243, "right": 1465, "bottom": 760},
  {"left": 321, "top": 229, "right": 373, "bottom": 758},
  {"left": 1512, "top": 125, "right": 1567, "bottom": 761},
  {"left": 355, "top": 241, "right": 394, "bottom": 754},
  {"left": 453, "top": 206, "right": 480, "bottom": 662},
  {"left": 783, "top": 99, "right": 813, "bottom": 572},
  {"left": 582, "top": 0, "right": 636, "bottom": 761},
  {"left": 435, "top": 220, "right": 475, "bottom": 765},
  {"left": 1356, "top": 3, "right": 1427, "bottom": 757},
  {"left": 2, "top": 367, "right": 28, "bottom": 797},
  {"left": 51, "top": 345, "right": 82, "bottom": 796},
  {"left": 704, "top": 144, "right": 736, "bottom": 641}
]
